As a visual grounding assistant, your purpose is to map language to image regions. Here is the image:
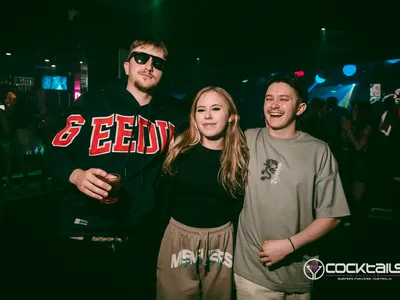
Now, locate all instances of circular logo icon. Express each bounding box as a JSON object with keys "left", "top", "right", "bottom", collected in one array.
[{"left": 303, "top": 258, "right": 325, "bottom": 280}]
